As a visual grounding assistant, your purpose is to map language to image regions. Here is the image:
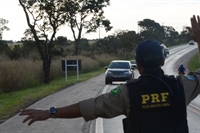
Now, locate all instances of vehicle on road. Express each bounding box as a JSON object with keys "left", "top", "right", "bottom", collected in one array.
[
  {"left": 130, "top": 60, "right": 137, "bottom": 69},
  {"left": 189, "top": 40, "right": 195, "bottom": 45},
  {"left": 178, "top": 64, "right": 185, "bottom": 75},
  {"left": 105, "top": 60, "right": 134, "bottom": 84},
  {"left": 161, "top": 44, "right": 169, "bottom": 57}
]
